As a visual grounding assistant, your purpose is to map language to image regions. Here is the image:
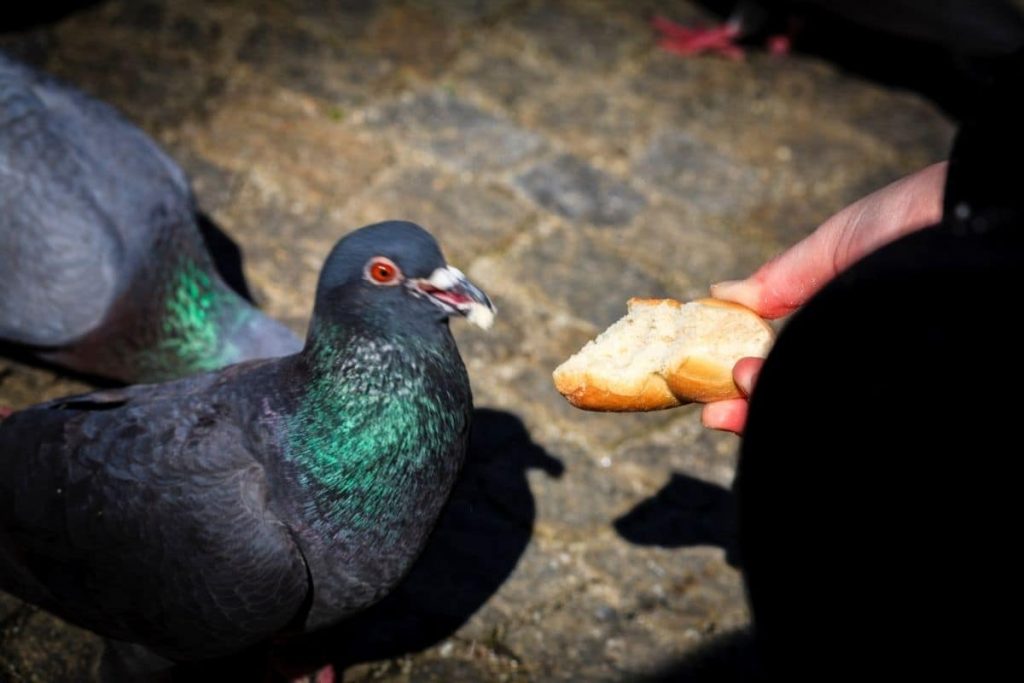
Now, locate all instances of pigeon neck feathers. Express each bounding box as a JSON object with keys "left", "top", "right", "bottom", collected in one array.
[
  {"left": 286, "top": 321, "right": 469, "bottom": 535},
  {"left": 274, "top": 318, "right": 470, "bottom": 626},
  {"left": 134, "top": 252, "right": 256, "bottom": 373},
  {"left": 49, "top": 228, "right": 299, "bottom": 382}
]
